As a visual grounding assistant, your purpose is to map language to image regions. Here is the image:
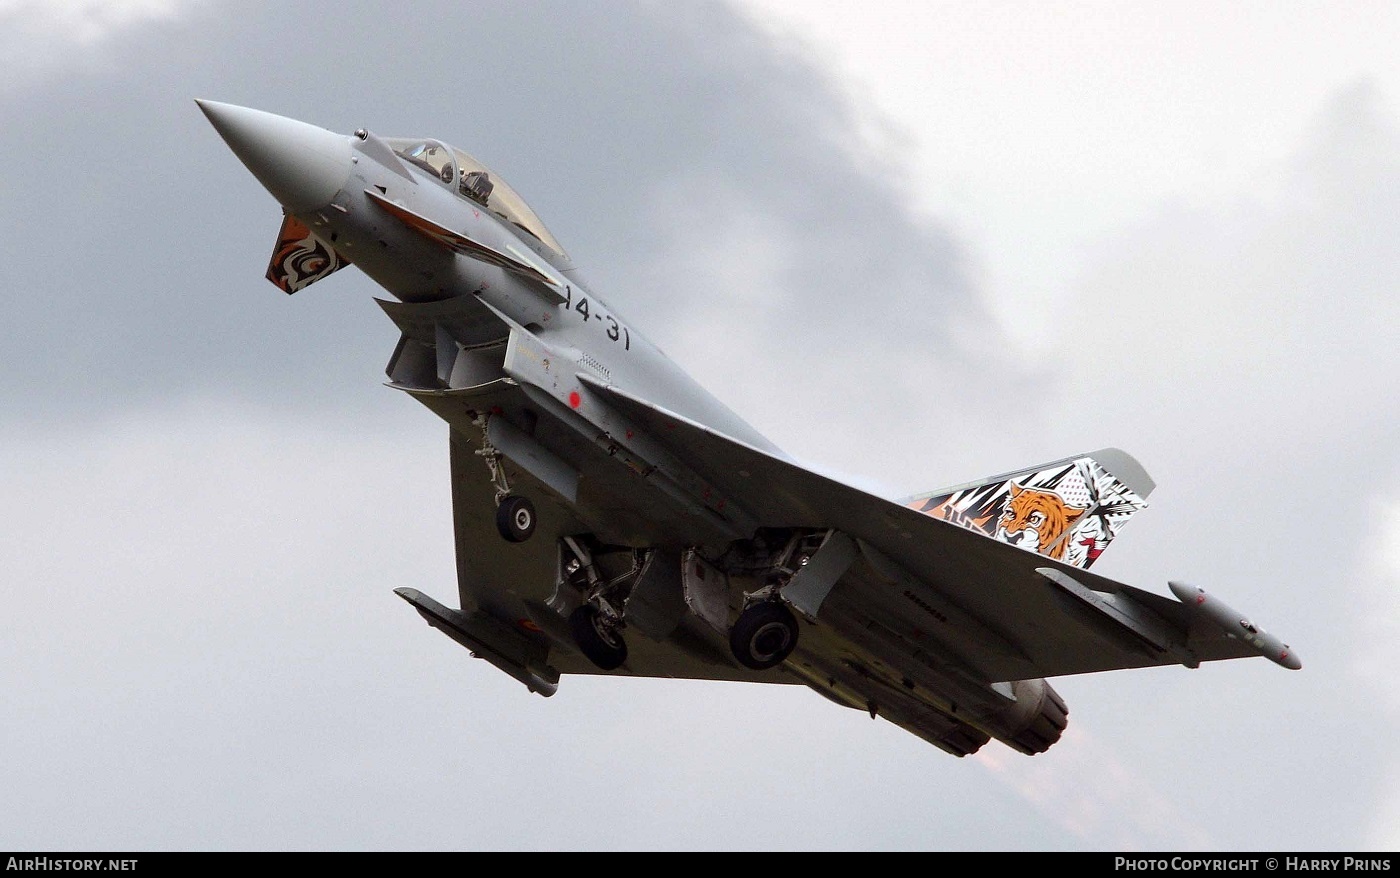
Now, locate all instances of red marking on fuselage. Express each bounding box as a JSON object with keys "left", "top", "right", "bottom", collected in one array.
[{"left": 568, "top": 391, "right": 581, "bottom": 409}]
